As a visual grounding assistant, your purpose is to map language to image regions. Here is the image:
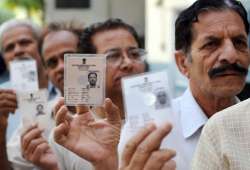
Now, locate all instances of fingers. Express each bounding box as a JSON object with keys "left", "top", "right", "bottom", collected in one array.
[
  {"left": 53, "top": 97, "right": 65, "bottom": 117},
  {"left": 55, "top": 105, "right": 71, "bottom": 126},
  {"left": 54, "top": 103, "right": 72, "bottom": 145},
  {"left": 54, "top": 121, "right": 70, "bottom": 144},
  {"left": 144, "top": 149, "right": 176, "bottom": 170},
  {"left": 21, "top": 125, "right": 44, "bottom": 152},
  {"left": 0, "top": 89, "right": 17, "bottom": 103},
  {"left": 121, "top": 122, "right": 173, "bottom": 170},
  {"left": 104, "top": 98, "right": 121, "bottom": 125},
  {"left": 0, "top": 90, "right": 17, "bottom": 114},
  {"left": 162, "top": 160, "right": 177, "bottom": 170},
  {"left": 25, "top": 137, "right": 46, "bottom": 156},
  {"left": 129, "top": 122, "right": 172, "bottom": 168},
  {"left": 121, "top": 123, "right": 156, "bottom": 167},
  {"left": 32, "top": 142, "right": 50, "bottom": 161}
]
